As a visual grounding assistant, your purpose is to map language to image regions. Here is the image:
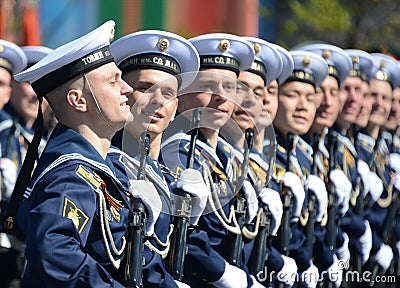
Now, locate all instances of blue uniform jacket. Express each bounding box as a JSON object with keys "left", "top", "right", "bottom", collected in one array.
[
  {"left": 17, "top": 124, "right": 130, "bottom": 288},
  {"left": 160, "top": 132, "right": 254, "bottom": 287},
  {"left": 108, "top": 146, "right": 178, "bottom": 288}
]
